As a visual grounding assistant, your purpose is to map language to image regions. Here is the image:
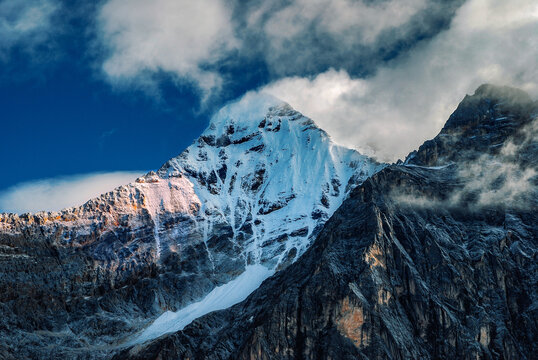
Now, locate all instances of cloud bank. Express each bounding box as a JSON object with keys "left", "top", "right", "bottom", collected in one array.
[
  {"left": 0, "top": 171, "right": 143, "bottom": 214},
  {"left": 260, "top": 0, "right": 538, "bottom": 162},
  {"left": 93, "top": 0, "right": 537, "bottom": 162},
  {"left": 95, "top": 0, "right": 458, "bottom": 96}
]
